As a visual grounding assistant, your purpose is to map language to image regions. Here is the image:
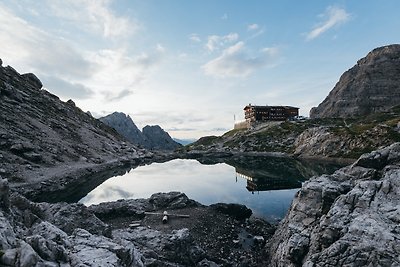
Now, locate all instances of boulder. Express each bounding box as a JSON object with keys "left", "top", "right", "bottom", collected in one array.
[
  {"left": 210, "top": 203, "right": 252, "bottom": 220},
  {"left": 149, "top": 192, "right": 200, "bottom": 210},
  {"left": 21, "top": 73, "right": 42, "bottom": 90}
]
